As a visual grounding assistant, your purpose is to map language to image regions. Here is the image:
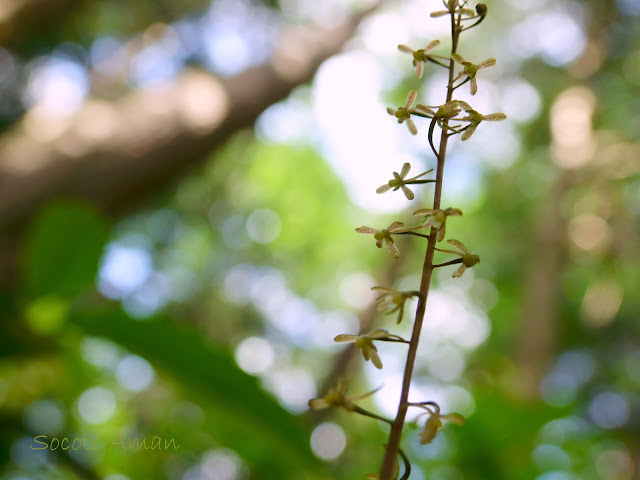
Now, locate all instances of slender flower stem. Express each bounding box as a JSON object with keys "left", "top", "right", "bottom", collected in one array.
[
  {"left": 352, "top": 405, "right": 394, "bottom": 425},
  {"left": 379, "top": 10, "right": 462, "bottom": 480},
  {"left": 433, "top": 258, "right": 464, "bottom": 268},
  {"left": 397, "top": 231, "right": 430, "bottom": 240}
]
